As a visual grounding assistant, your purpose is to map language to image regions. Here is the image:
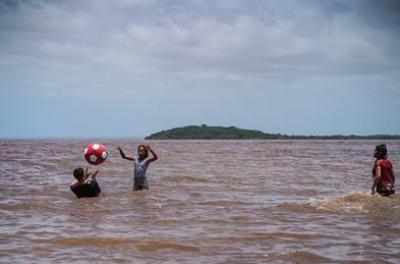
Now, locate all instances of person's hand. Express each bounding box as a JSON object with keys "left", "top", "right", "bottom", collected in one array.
[
  {"left": 145, "top": 145, "right": 152, "bottom": 151},
  {"left": 91, "top": 170, "right": 99, "bottom": 179},
  {"left": 116, "top": 145, "right": 122, "bottom": 151}
]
